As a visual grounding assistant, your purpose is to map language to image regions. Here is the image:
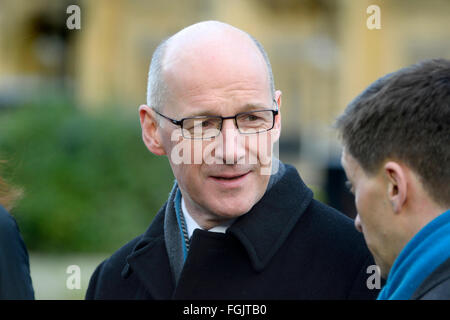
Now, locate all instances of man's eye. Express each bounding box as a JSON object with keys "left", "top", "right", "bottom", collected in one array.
[
  {"left": 246, "top": 115, "right": 260, "bottom": 121},
  {"left": 188, "top": 119, "right": 215, "bottom": 130},
  {"left": 201, "top": 120, "right": 213, "bottom": 127}
]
